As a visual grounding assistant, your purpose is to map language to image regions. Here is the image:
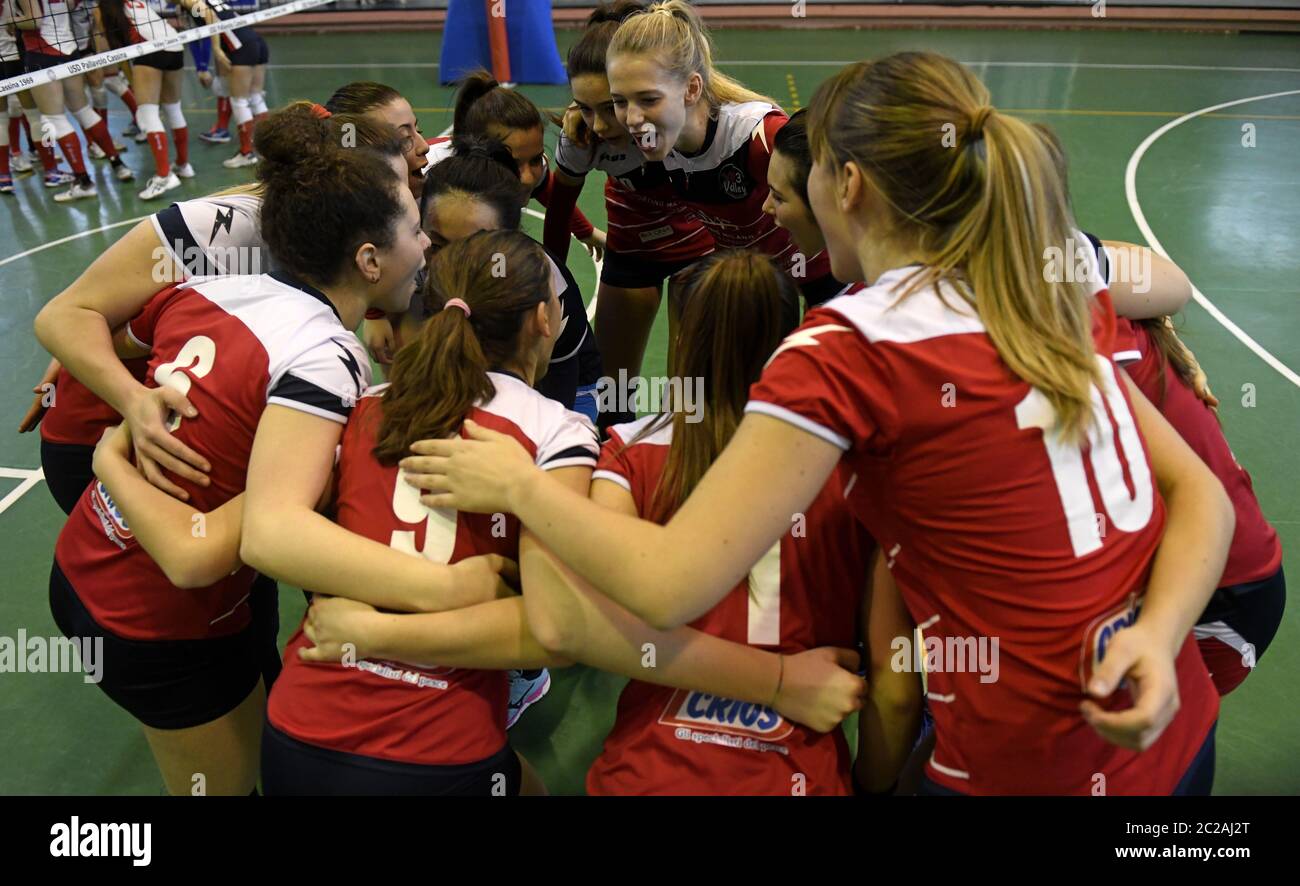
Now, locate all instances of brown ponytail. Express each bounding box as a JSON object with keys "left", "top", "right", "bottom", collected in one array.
[
  {"left": 632, "top": 250, "right": 800, "bottom": 522},
  {"left": 453, "top": 70, "right": 545, "bottom": 139},
  {"left": 372, "top": 230, "right": 552, "bottom": 464}
]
